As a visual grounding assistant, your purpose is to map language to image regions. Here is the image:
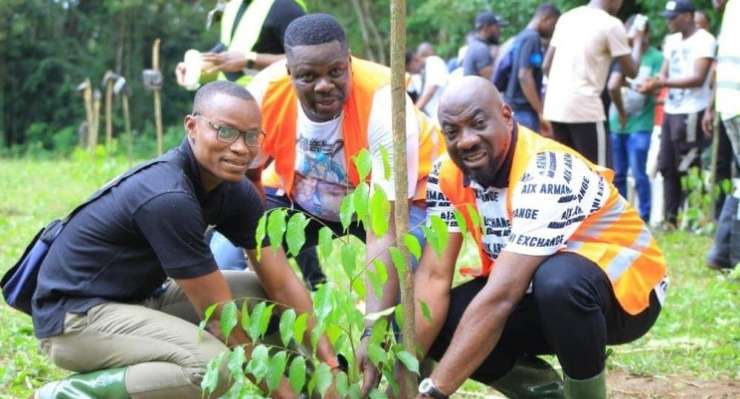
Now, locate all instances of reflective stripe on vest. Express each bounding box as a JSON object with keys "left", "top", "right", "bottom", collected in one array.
[
  {"left": 438, "top": 126, "right": 667, "bottom": 315},
  {"left": 221, "top": 0, "right": 276, "bottom": 52},
  {"left": 260, "top": 57, "right": 388, "bottom": 194}
]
